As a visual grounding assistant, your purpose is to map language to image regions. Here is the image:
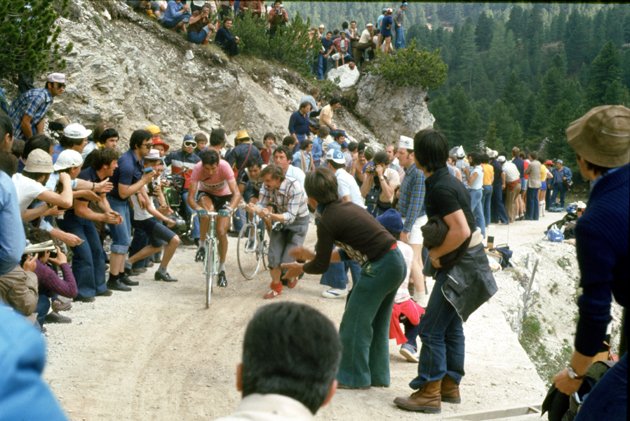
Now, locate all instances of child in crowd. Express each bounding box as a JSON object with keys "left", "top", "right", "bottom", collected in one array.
[{"left": 375, "top": 209, "right": 425, "bottom": 363}]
